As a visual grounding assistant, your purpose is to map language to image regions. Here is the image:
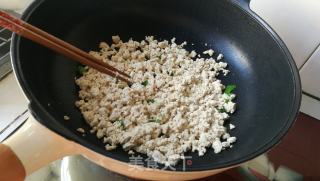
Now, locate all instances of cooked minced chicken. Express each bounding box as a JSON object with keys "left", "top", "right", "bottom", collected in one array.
[{"left": 75, "top": 36, "right": 236, "bottom": 166}]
